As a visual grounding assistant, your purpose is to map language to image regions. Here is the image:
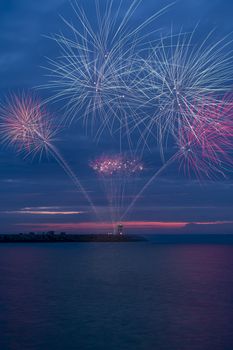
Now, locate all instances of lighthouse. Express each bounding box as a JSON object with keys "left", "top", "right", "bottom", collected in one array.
[{"left": 116, "top": 224, "right": 124, "bottom": 235}]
